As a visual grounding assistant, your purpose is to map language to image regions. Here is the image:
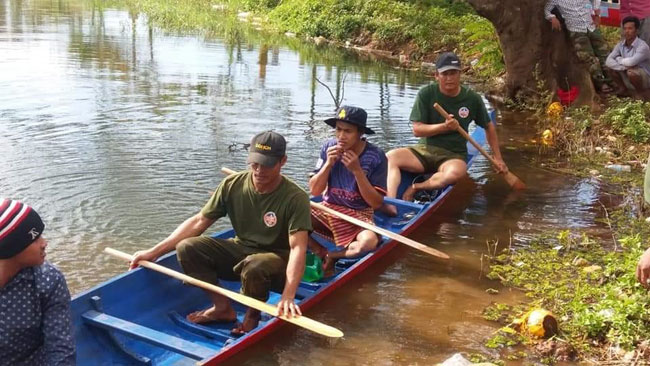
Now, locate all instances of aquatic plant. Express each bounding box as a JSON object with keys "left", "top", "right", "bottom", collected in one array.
[
  {"left": 600, "top": 99, "right": 650, "bottom": 143},
  {"left": 487, "top": 220, "right": 650, "bottom": 362}
]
